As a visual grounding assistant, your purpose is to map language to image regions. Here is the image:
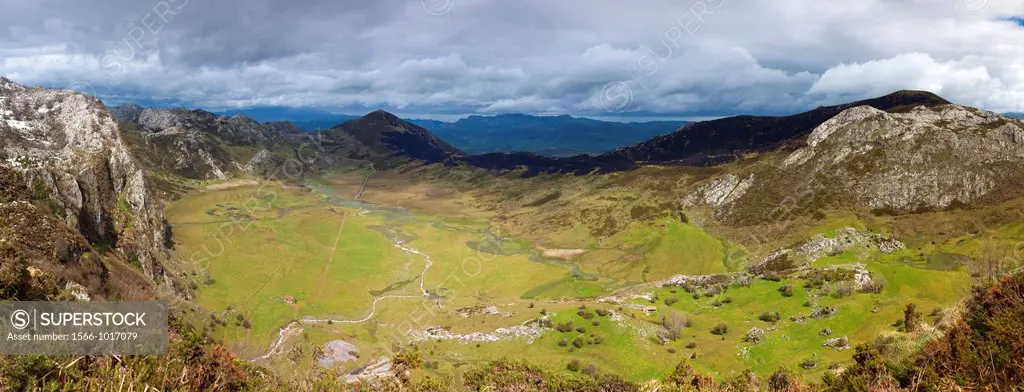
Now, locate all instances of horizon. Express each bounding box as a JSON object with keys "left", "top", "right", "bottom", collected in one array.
[{"left": 20, "top": 77, "right": 1005, "bottom": 125}]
